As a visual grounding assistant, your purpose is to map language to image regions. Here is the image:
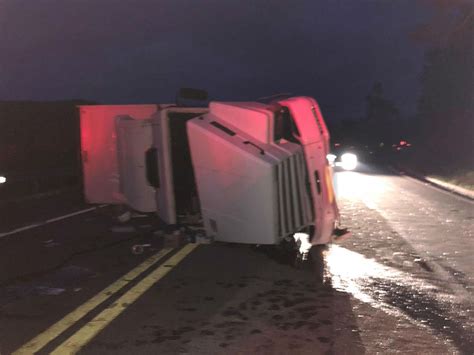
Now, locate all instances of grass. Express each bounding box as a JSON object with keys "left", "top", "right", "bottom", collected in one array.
[
  {"left": 394, "top": 149, "right": 474, "bottom": 192},
  {"left": 429, "top": 170, "right": 474, "bottom": 191}
]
